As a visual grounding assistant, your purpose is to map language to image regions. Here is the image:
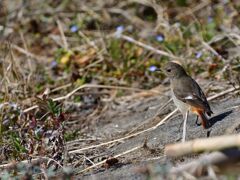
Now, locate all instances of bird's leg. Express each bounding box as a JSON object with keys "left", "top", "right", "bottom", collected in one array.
[
  {"left": 182, "top": 110, "right": 189, "bottom": 143},
  {"left": 195, "top": 115, "right": 201, "bottom": 126}
]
